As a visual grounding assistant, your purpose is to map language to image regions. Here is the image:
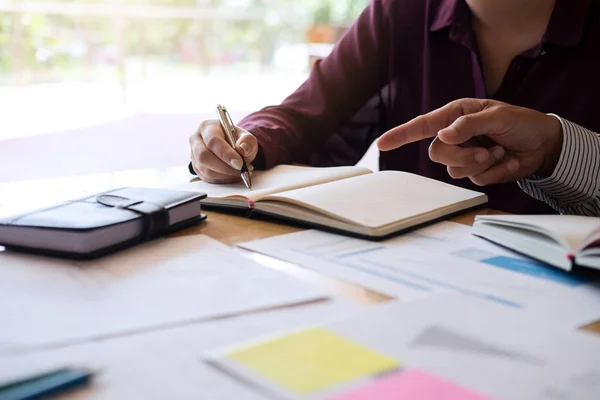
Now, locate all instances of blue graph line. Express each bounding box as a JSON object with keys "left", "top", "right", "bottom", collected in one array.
[
  {"left": 361, "top": 259, "right": 521, "bottom": 308},
  {"left": 292, "top": 246, "right": 522, "bottom": 308},
  {"left": 335, "top": 246, "right": 386, "bottom": 259},
  {"left": 292, "top": 248, "right": 432, "bottom": 292},
  {"left": 481, "top": 256, "right": 590, "bottom": 287},
  {"left": 335, "top": 260, "right": 433, "bottom": 292}
]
